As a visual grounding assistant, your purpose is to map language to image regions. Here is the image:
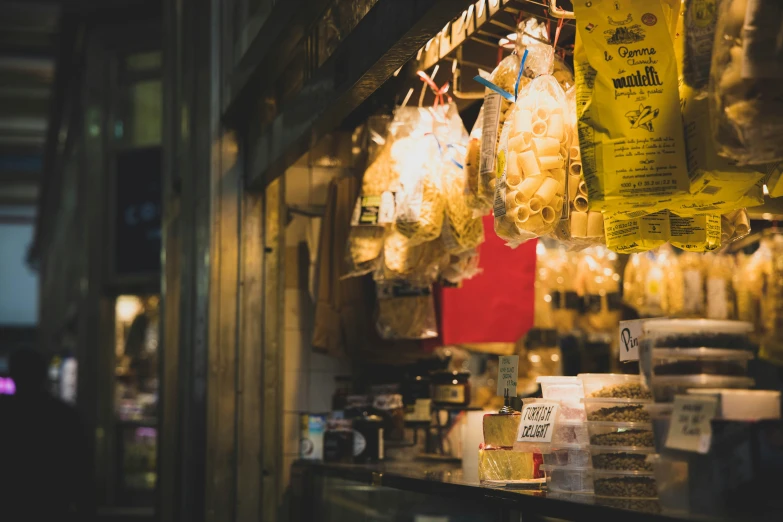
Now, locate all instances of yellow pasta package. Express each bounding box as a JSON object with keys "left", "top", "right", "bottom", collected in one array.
[
  {"left": 604, "top": 211, "right": 670, "bottom": 254},
  {"left": 574, "top": 0, "right": 689, "bottom": 218},
  {"left": 668, "top": 212, "right": 721, "bottom": 252}
]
